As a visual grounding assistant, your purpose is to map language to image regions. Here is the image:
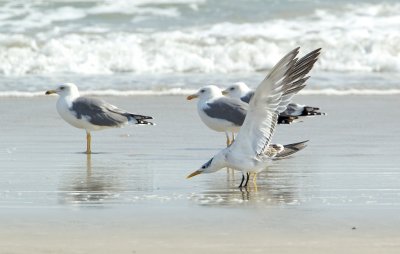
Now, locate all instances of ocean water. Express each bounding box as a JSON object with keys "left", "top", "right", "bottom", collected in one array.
[{"left": 0, "top": 0, "right": 400, "bottom": 96}]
